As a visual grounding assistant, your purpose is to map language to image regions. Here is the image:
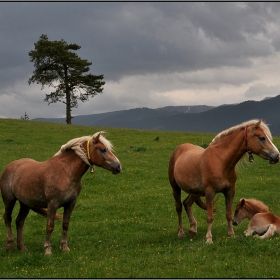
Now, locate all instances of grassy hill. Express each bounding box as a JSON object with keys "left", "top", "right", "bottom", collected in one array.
[
  {"left": 0, "top": 118, "right": 280, "bottom": 278},
  {"left": 34, "top": 95, "right": 280, "bottom": 135}
]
